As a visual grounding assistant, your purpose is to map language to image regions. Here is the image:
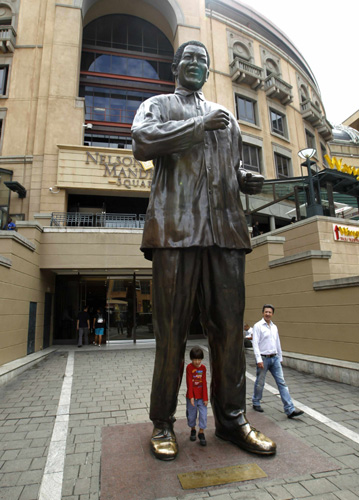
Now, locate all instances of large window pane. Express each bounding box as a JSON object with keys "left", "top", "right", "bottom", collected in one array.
[
  {"left": 236, "top": 95, "right": 255, "bottom": 124},
  {"left": 106, "top": 278, "right": 153, "bottom": 341},
  {"left": 270, "top": 109, "right": 286, "bottom": 136},
  {"left": 159, "top": 62, "right": 172, "bottom": 81},
  {"left": 243, "top": 144, "right": 261, "bottom": 172},
  {"left": 82, "top": 85, "right": 156, "bottom": 123},
  {"left": 83, "top": 14, "right": 173, "bottom": 56},
  {"left": 96, "top": 17, "right": 112, "bottom": 47},
  {"left": 143, "top": 24, "right": 158, "bottom": 53},
  {"left": 112, "top": 23, "right": 127, "bottom": 50},
  {"left": 111, "top": 56, "right": 128, "bottom": 75},
  {"left": 95, "top": 54, "right": 111, "bottom": 73},
  {"left": 80, "top": 52, "right": 95, "bottom": 72},
  {"left": 81, "top": 14, "right": 174, "bottom": 142},
  {"left": 143, "top": 60, "right": 159, "bottom": 79},
  {"left": 275, "top": 153, "right": 290, "bottom": 178},
  {"left": 127, "top": 58, "right": 144, "bottom": 77}
]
